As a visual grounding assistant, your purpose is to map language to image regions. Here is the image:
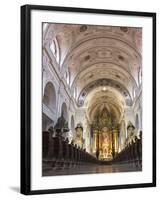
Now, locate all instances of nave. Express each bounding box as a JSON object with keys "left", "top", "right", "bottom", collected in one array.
[
  {"left": 42, "top": 129, "right": 142, "bottom": 176},
  {"left": 42, "top": 23, "right": 142, "bottom": 176}
]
